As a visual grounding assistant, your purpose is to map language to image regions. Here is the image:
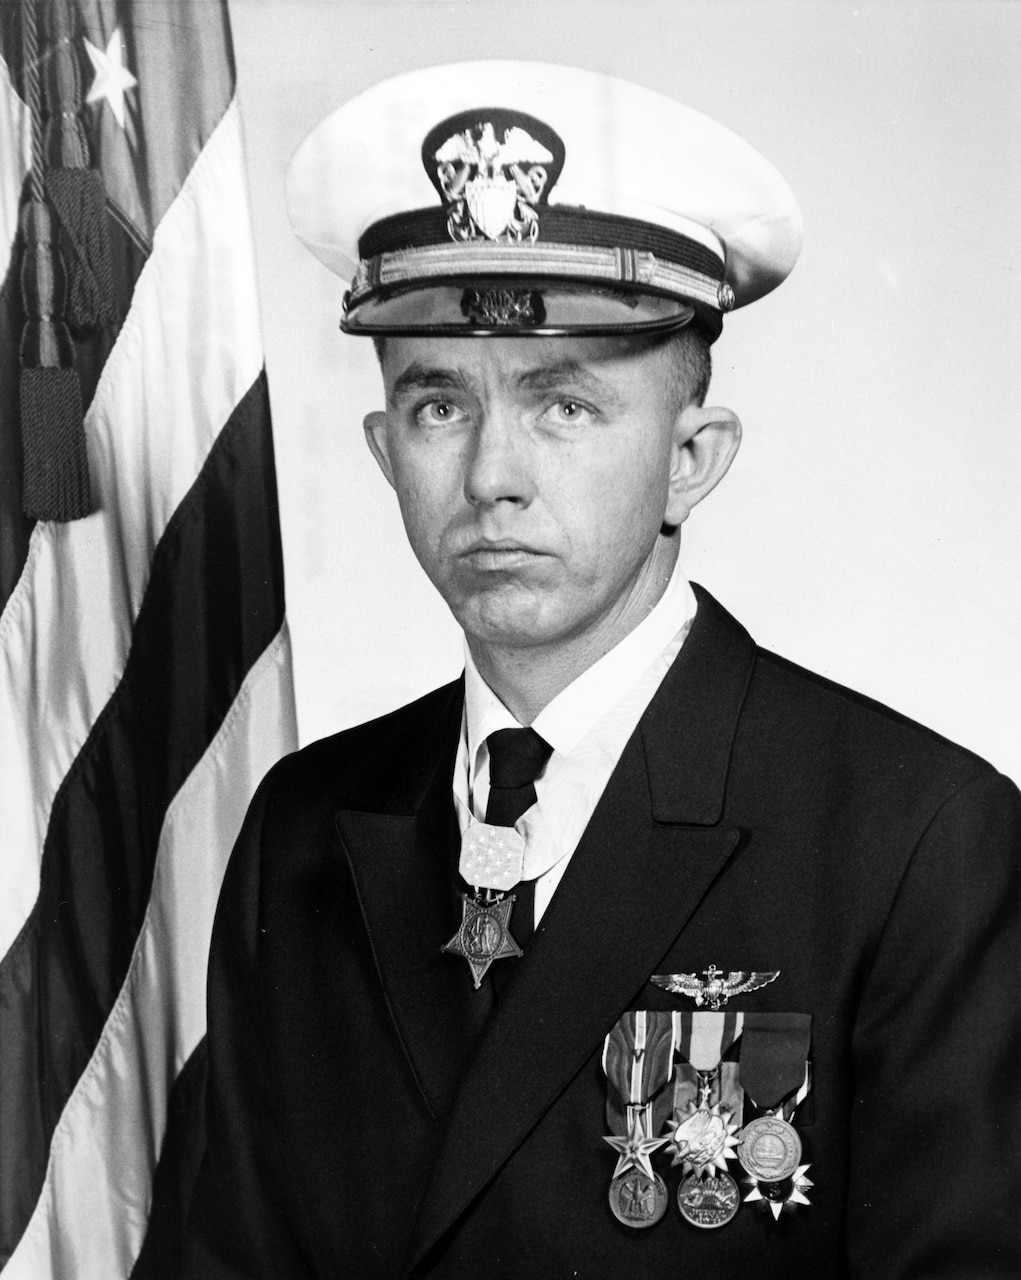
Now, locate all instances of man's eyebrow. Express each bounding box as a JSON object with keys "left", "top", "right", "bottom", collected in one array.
[
  {"left": 389, "top": 363, "right": 469, "bottom": 397},
  {"left": 515, "top": 359, "right": 619, "bottom": 400},
  {"left": 388, "top": 356, "right": 622, "bottom": 404}
]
